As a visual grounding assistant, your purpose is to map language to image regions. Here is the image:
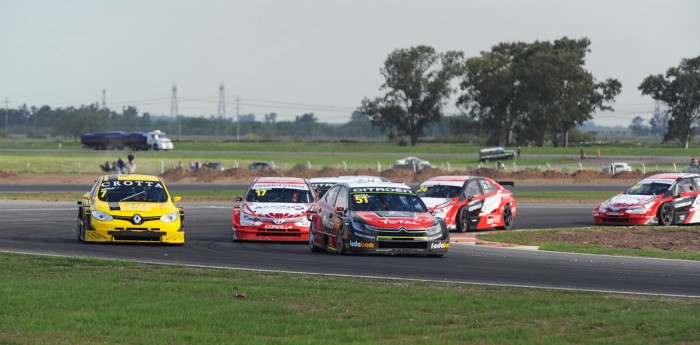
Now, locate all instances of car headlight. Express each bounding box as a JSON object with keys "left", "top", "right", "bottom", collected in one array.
[
  {"left": 598, "top": 202, "right": 609, "bottom": 212},
  {"left": 626, "top": 203, "right": 654, "bottom": 214},
  {"left": 425, "top": 222, "right": 441, "bottom": 235},
  {"left": 432, "top": 206, "right": 450, "bottom": 218},
  {"left": 91, "top": 210, "right": 113, "bottom": 222},
  {"left": 240, "top": 212, "right": 257, "bottom": 226},
  {"left": 160, "top": 211, "right": 180, "bottom": 223}
]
